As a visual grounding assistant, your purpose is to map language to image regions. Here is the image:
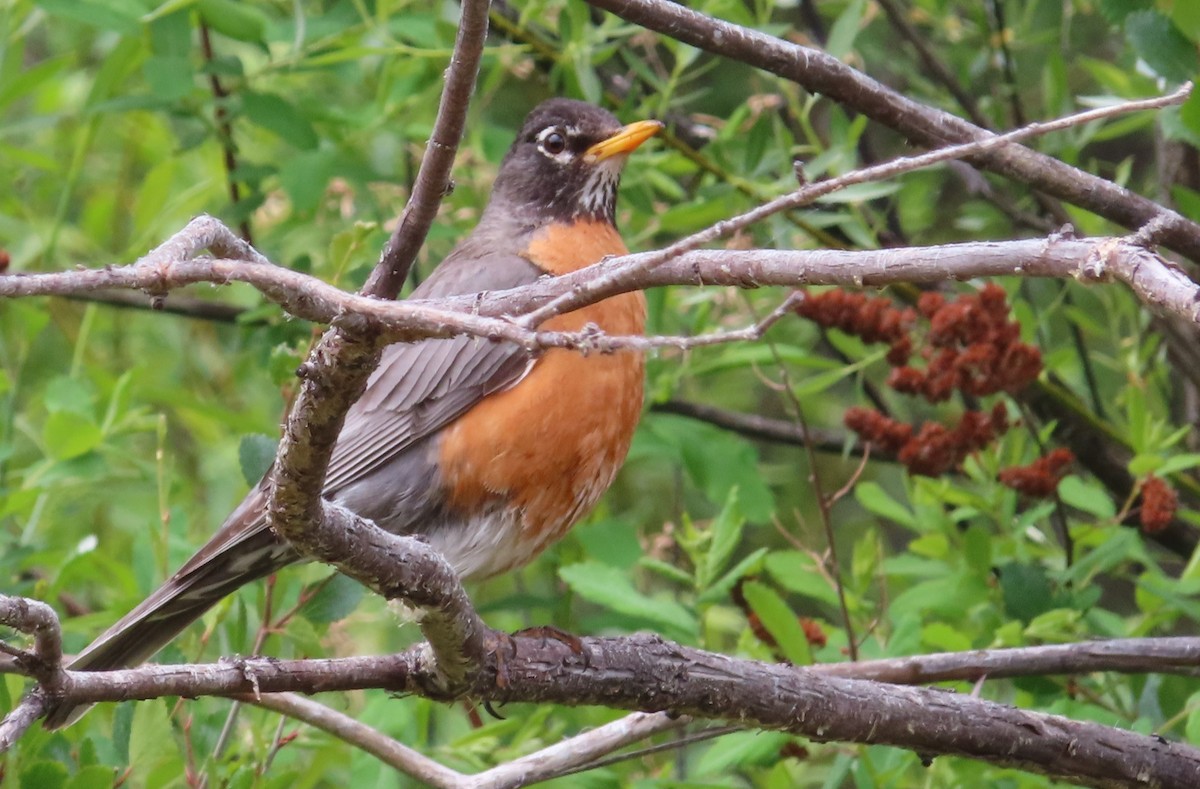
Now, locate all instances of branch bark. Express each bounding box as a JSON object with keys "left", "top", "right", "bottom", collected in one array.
[
  {"left": 9, "top": 613, "right": 1200, "bottom": 788},
  {"left": 6, "top": 232, "right": 1197, "bottom": 347}
]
